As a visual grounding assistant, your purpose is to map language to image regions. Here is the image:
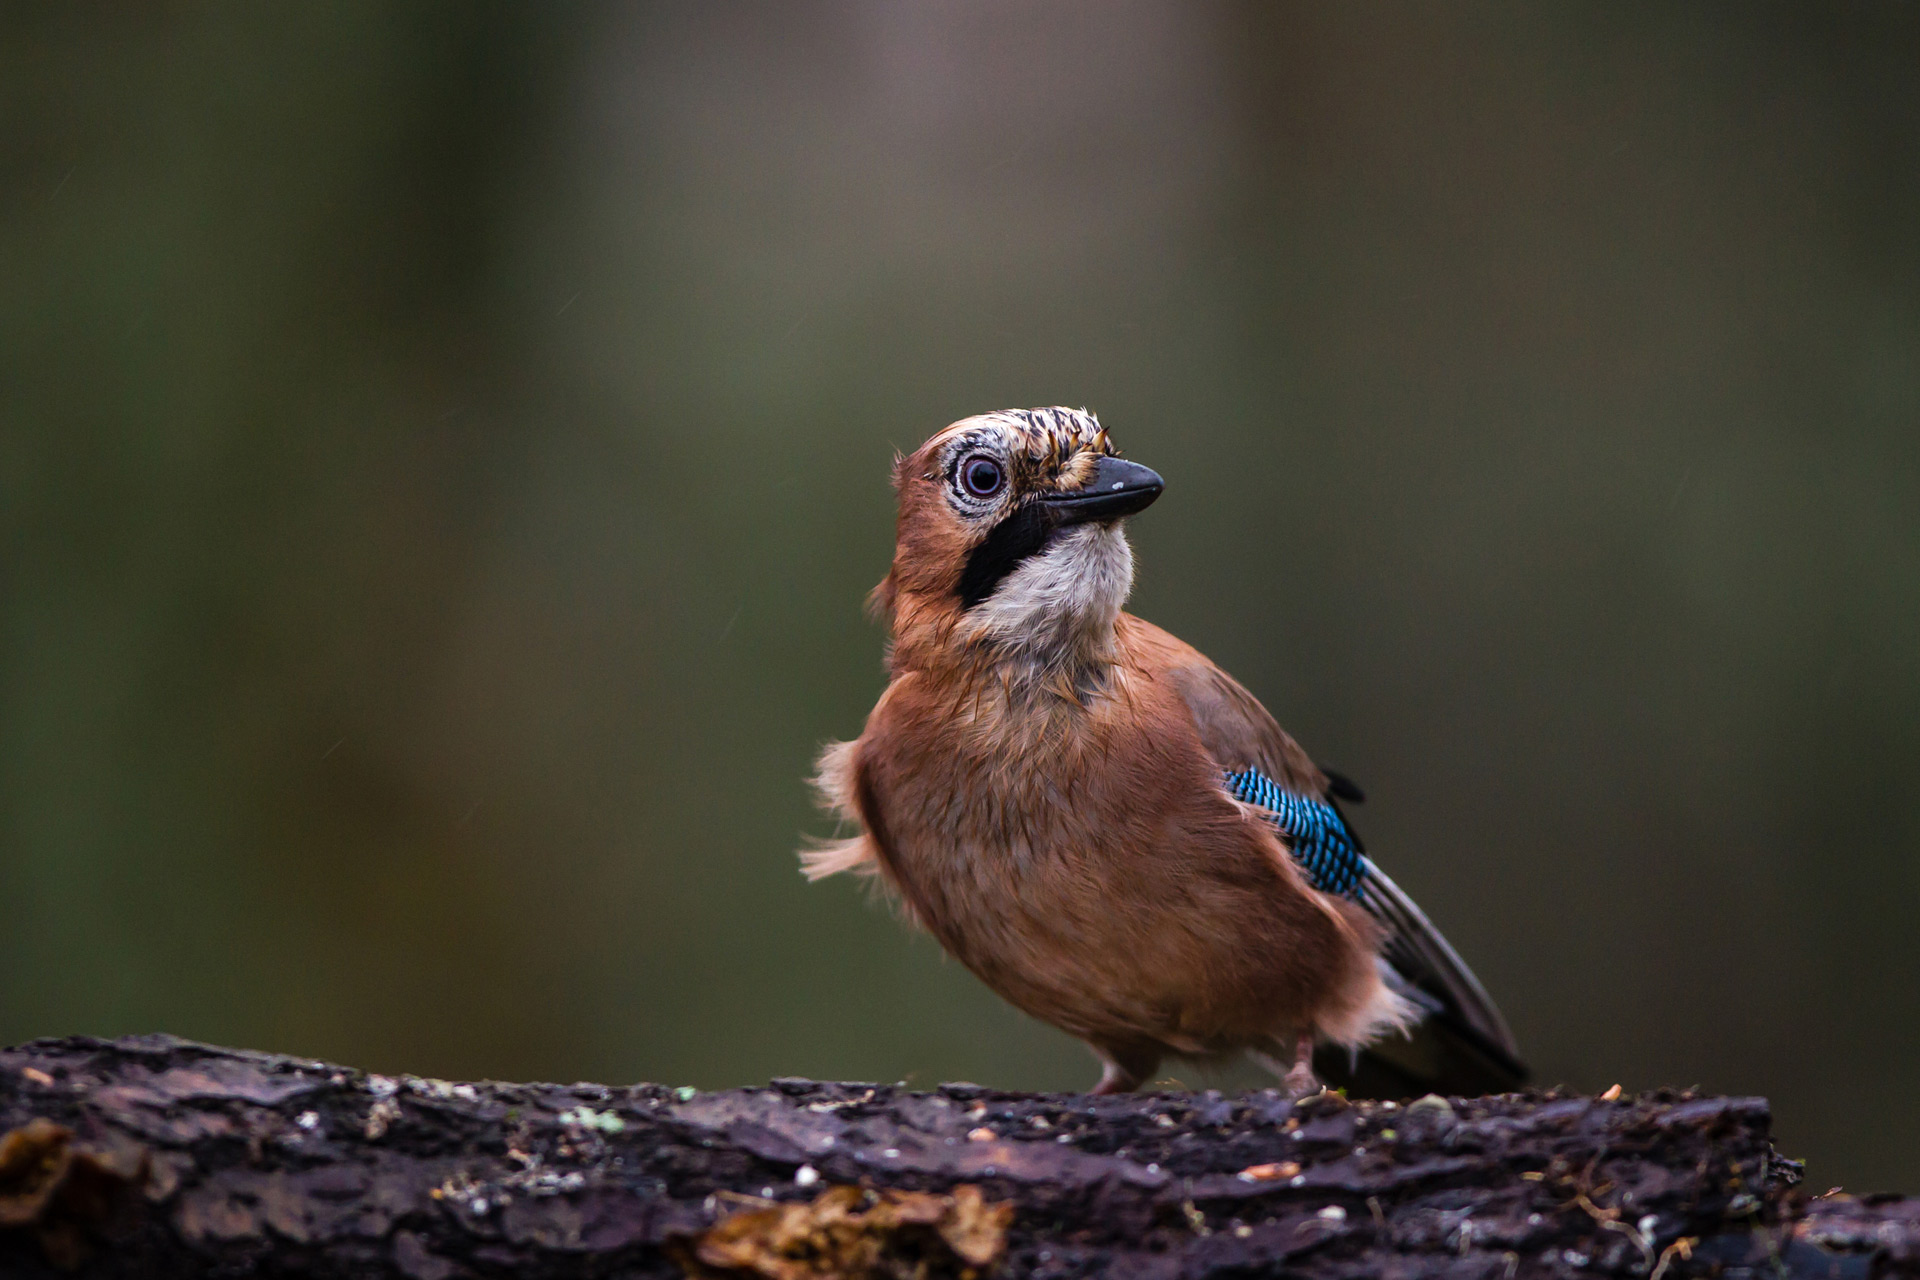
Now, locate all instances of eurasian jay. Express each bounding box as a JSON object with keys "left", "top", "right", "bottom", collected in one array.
[{"left": 806, "top": 407, "right": 1524, "bottom": 1098}]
